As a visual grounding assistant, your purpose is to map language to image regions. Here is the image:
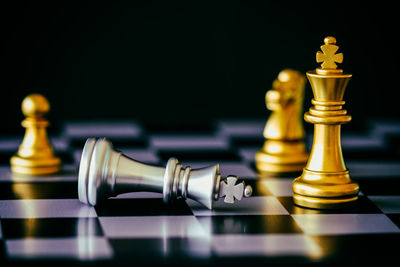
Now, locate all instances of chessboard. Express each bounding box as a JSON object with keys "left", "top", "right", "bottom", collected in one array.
[{"left": 0, "top": 119, "right": 399, "bottom": 266}]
